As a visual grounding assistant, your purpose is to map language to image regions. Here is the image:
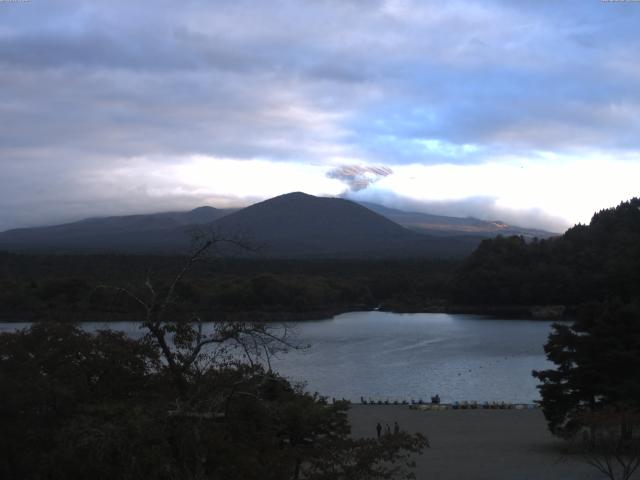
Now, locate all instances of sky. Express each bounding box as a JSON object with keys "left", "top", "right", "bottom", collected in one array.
[{"left": 1, "top": 0, "right": 640, "bottom": 233}]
